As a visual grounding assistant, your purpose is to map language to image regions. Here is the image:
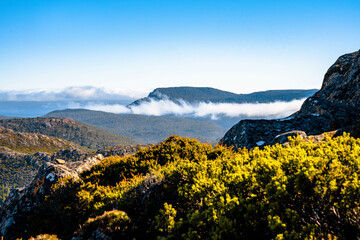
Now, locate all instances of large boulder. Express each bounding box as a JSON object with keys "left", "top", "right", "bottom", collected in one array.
[{"left": 221, "top": 50, "right": 360, "bottom": 149}]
